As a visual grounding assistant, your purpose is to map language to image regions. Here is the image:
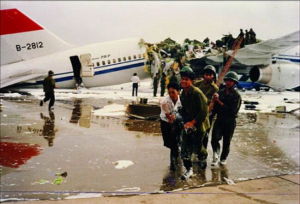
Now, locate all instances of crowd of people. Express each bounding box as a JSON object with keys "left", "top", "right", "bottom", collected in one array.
[{"left": 159, "top": 65, "right": 241, "bottom": 180}]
